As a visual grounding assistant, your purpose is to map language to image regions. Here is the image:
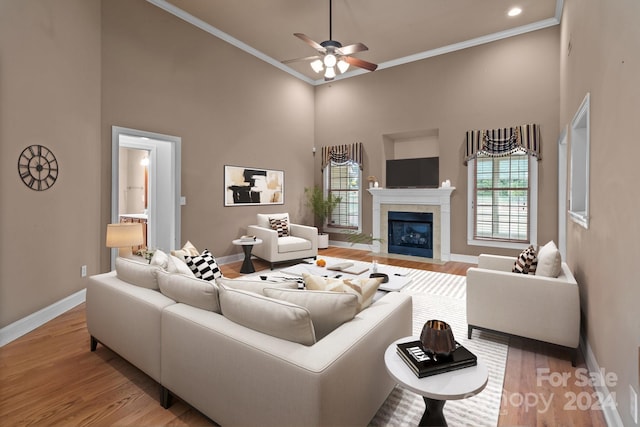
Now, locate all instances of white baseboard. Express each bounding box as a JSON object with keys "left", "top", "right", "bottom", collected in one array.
[
  {"left": 216, "top": 252, "right": 244, "bottom": 266},
  {"left": 0, "top": 289, "right": 87, "bottom": 347},
  {"left": 450, "top": 253, "right": 478, "bottom": 264},
  {"left": 581, "top": 334, "right": 624, "bottom": 426}
]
